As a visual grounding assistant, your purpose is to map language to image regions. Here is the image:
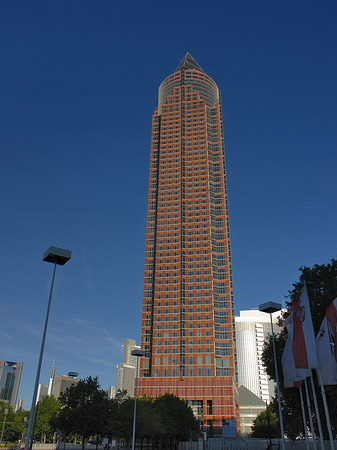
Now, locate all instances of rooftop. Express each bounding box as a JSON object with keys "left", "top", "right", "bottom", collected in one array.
[{"left": 176, "top": 52, "right": 204, "bottom": 73}]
